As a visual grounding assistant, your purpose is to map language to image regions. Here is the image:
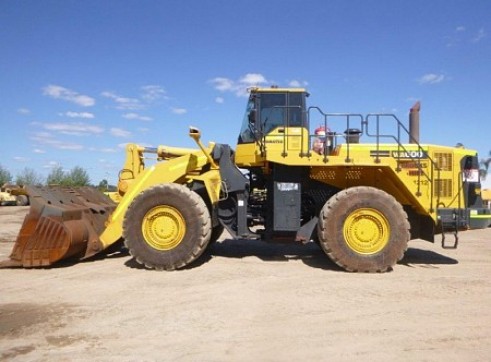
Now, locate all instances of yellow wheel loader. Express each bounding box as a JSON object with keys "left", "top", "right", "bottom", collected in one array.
[
  {"left": 3, "top": 87, "right": 491, "bottom": 272},
  {"left": 0, "top": 184, "right": 28, "bottom": 206},
  {"left": 0, "top": 191, "right": 17, "bottom": 206},
  {"left": 8, "top": 185, "right": 30, "bottom": 206}
]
